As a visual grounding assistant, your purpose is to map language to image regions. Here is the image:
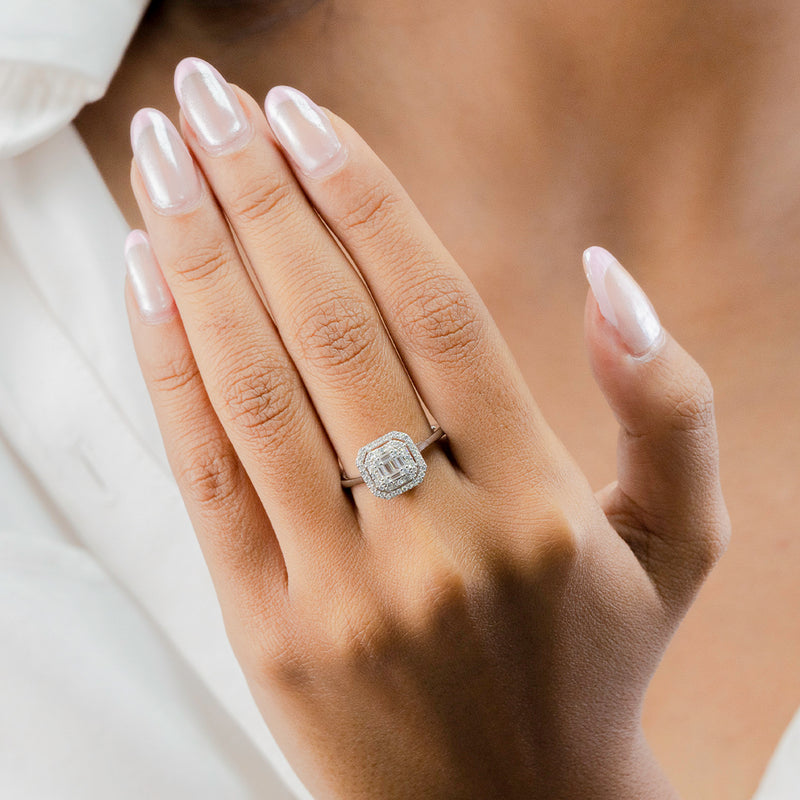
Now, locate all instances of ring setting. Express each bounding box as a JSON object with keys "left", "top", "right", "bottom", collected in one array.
[{"left": 341, "top": 426, "right": 445, "bottom": 499}]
